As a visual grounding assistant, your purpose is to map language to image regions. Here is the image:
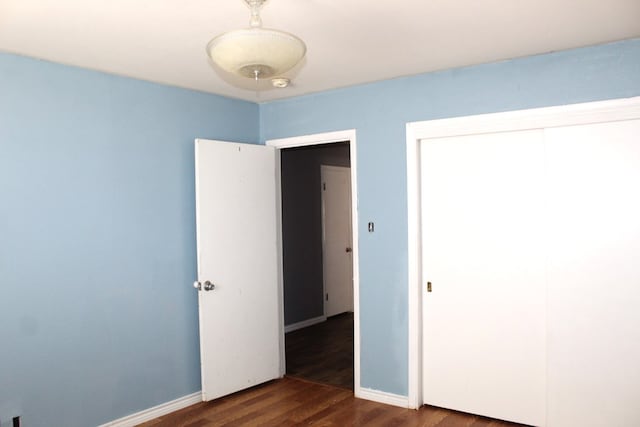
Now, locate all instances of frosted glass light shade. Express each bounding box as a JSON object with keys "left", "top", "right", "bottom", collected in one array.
[{"left": 206, "top": 28, "right": 306, "bottom": 79}]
